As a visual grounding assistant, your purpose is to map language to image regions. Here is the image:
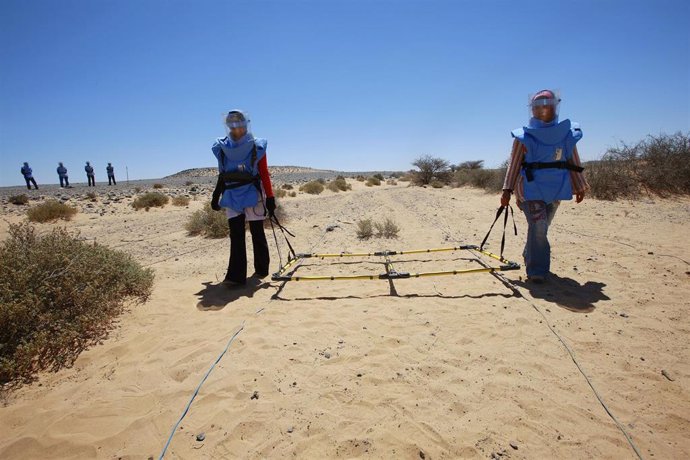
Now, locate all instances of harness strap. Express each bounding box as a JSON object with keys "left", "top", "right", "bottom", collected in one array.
[
  {"left": 480, "top": 205, "right": 517, "bottom": 260},
  {"left": 522, "top": 161, "right": 585, "bottom": 182}
]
